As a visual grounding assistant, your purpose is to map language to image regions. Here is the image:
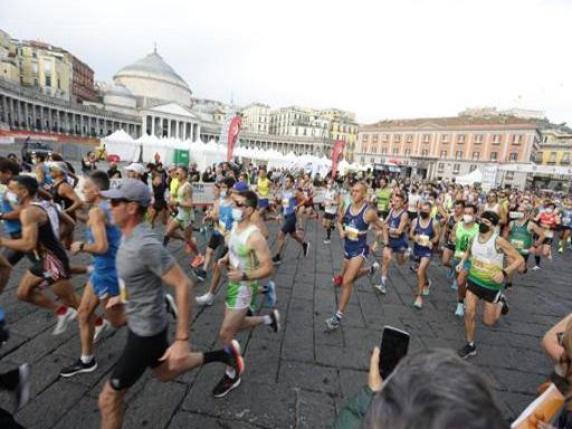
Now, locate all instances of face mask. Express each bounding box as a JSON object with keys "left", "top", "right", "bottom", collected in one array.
[
  {"left": 5, "top": 191, "right": 20, "bottom": 206},
  {"left": 509, "top": 211, "right": 524, "bottom": 219},
  {"left": 220, "top": 190, "right": 227, "bottom": 198},
  {"left": 420, "top": 212, "right": 430, "bottom": 219},
  {"left": 231, "top": 207, "right": 244, "bottom": 222},
  {"left": 479, "top": 223, "right": 490, "bottom": 234},
  {"left": 545, "top": 208, "right": 554, "bottom": 214},
  {"left": 463, "top": 214, "right": 474, "bottom": 224}
]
